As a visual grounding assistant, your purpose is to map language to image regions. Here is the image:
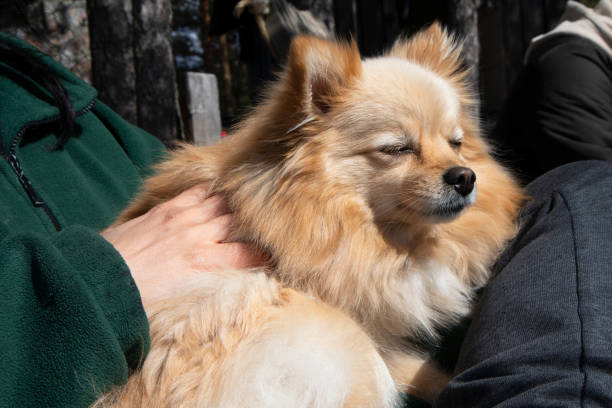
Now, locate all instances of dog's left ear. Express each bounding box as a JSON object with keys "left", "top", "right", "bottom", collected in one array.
[
  {"left": 388, "top": 22, "right": 466, "bottom": 81},
  {"left": 284, "top": 36, "right": 362, "bottom": 116}
]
